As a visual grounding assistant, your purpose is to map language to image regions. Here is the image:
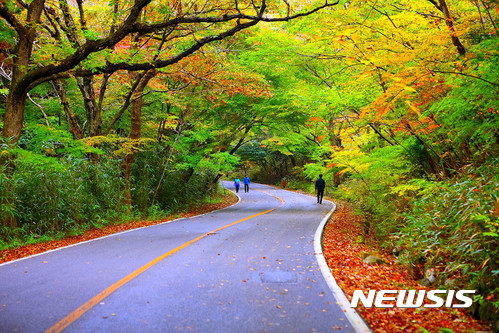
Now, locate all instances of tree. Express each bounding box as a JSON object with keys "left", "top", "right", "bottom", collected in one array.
[
  {"left": 428, "top": 0, "right": 466, "bottom": 55},
  {"left": 0, "top": 0, "right": 339, "bottom": 144}
]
